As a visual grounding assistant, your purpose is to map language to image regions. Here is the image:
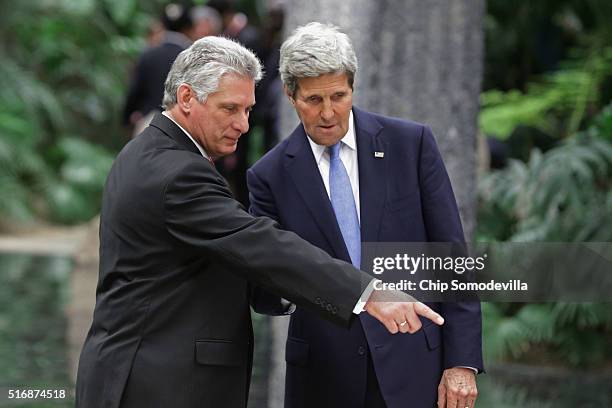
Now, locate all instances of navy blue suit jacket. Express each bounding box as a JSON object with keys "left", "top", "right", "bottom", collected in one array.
[{"left": 247, "top": 107, "right": 483, "bottom": 408}]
